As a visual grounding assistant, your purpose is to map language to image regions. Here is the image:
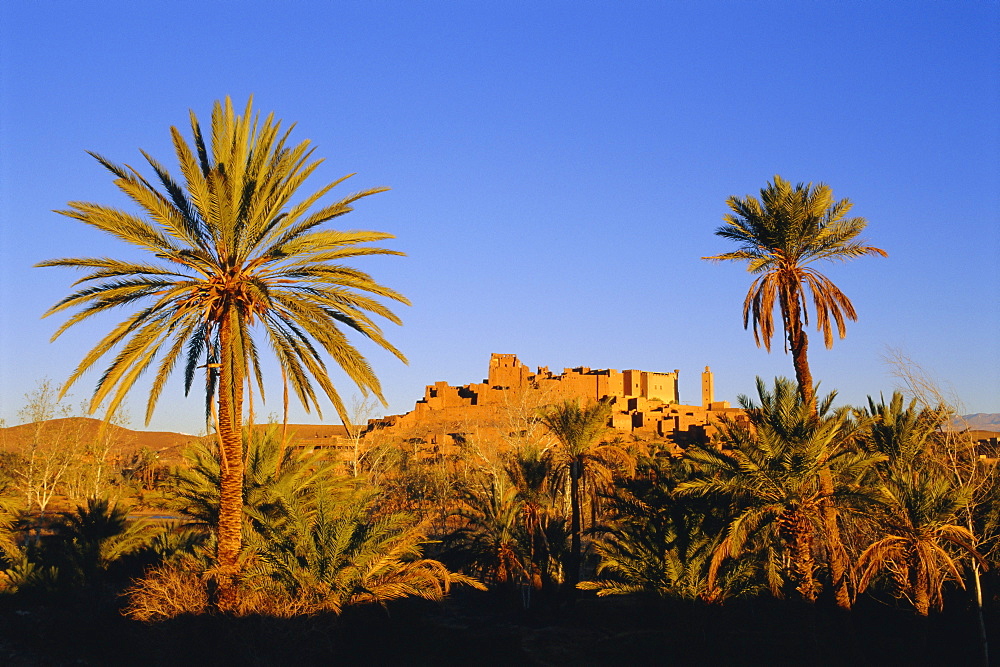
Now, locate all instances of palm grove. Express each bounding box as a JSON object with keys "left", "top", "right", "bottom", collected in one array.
[{"left": 2, "top": 99, "right": 996, "bottom": 653}]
